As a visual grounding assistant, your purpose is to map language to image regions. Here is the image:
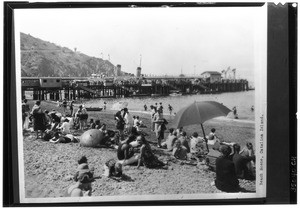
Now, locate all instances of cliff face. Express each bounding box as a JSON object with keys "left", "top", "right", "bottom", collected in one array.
[{"left": 20, "top": 33, "right": 117, "bottom": 77}]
